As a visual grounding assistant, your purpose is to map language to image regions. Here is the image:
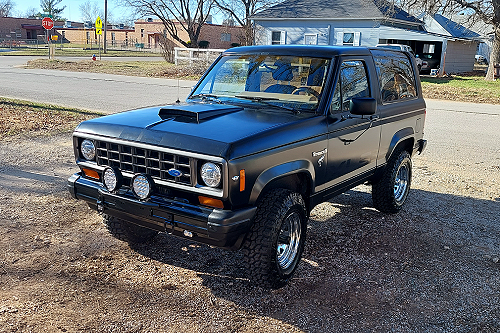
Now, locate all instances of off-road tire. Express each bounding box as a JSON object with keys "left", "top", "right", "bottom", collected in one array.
[
  {"left": 103, "top": 214, "right": 158, "bottom": 243},
  {"left": 242, "top": 189, "right": 307, "bottom": 289},
  {"left": 372, "top": 150, "right": 412, "bottom": 214}
]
